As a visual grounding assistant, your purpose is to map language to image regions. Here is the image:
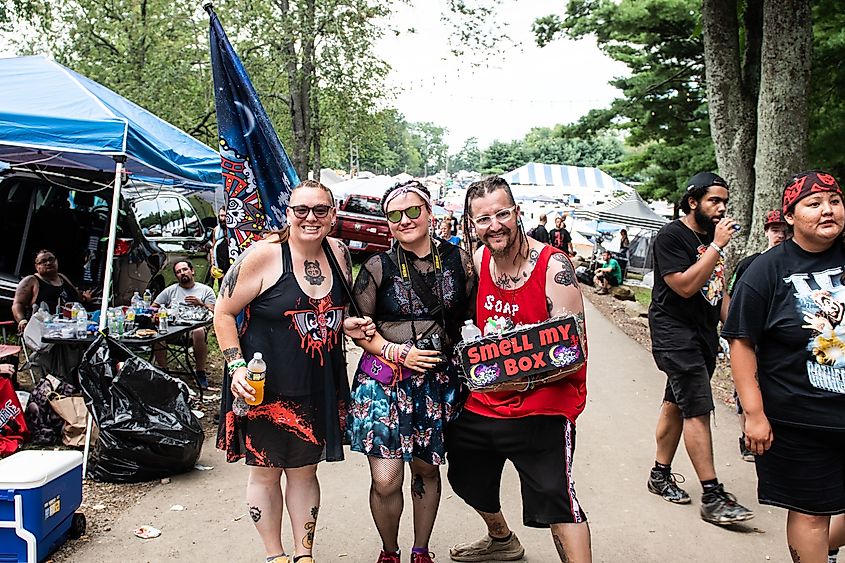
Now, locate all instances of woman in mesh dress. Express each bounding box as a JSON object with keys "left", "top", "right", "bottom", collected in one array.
[{"left": 347, "top": 181, "right": 477, "bottom": 563}]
